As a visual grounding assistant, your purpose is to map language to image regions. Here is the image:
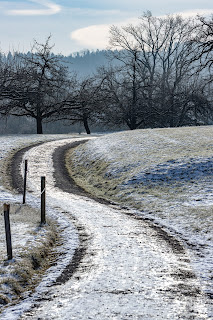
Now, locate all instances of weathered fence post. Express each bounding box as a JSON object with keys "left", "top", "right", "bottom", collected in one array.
[
  {"left": 41, "top": 176, "right": 46, "bottom": 225},
  {"left": 3, "top": 204, "right": 13, "bottom": 260},
  {"left": 23, "top": 160, "right": 28, "bottom": 204}
]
